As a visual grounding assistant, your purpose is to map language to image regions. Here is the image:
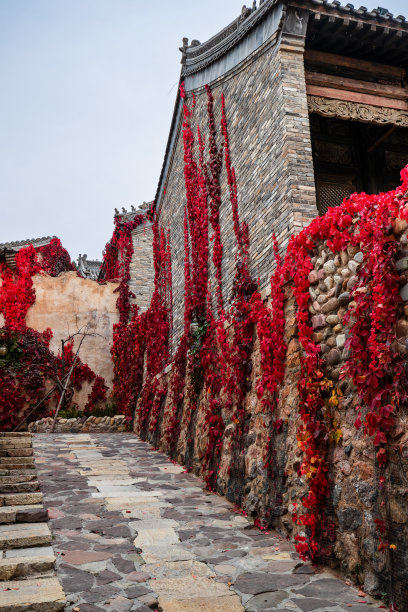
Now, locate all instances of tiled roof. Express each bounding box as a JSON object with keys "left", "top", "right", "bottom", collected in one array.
[
  {"left": 113, "top": 203, "right": 153, "bottom": 223},
  {"left": 76, "top": 254, "right": 102, "bottom": 280},
  {"left": 304, "top": 1, "right": 406, "bottom": 25},
  {"left": 0, "top": 236, "right": 56, "bottom": 251},
  {"left": 155, "top": 0, "right": 408, "bottom": 212}
]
